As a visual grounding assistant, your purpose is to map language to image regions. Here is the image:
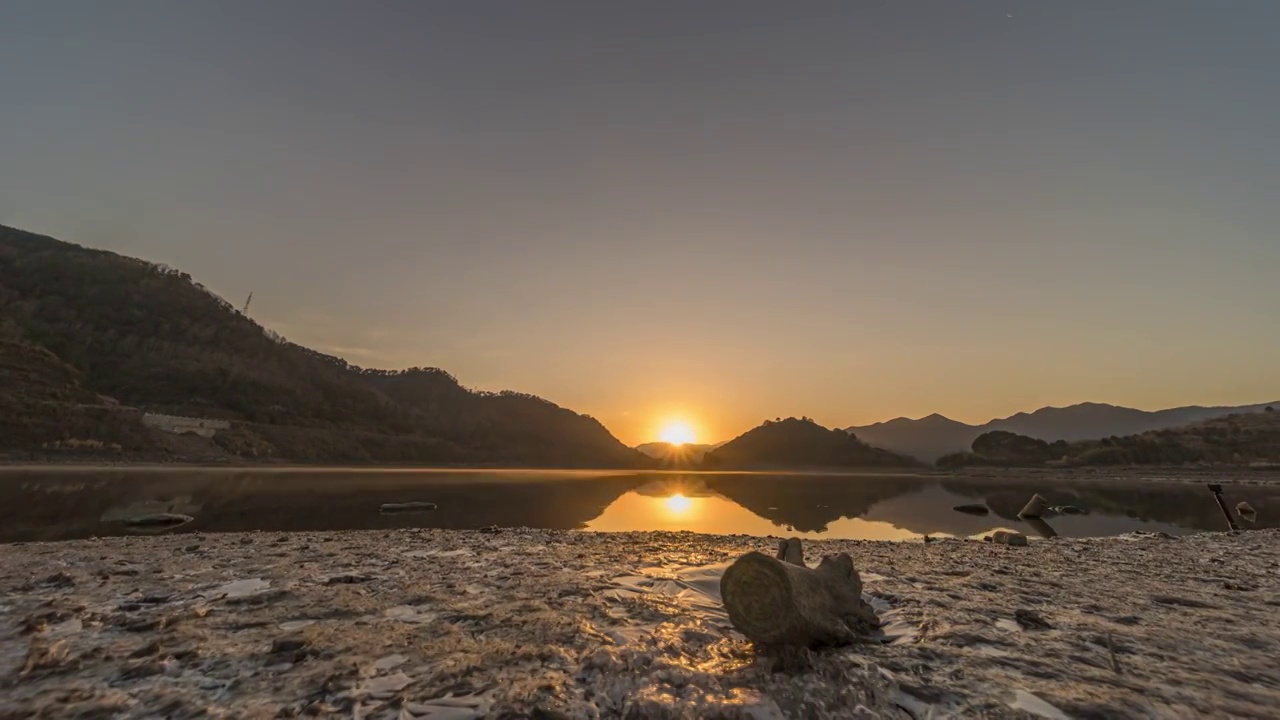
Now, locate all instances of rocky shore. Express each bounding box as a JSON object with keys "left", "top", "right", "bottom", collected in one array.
[{"left": 2, "top": 528, "right": 1278, "bottom": 719}]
